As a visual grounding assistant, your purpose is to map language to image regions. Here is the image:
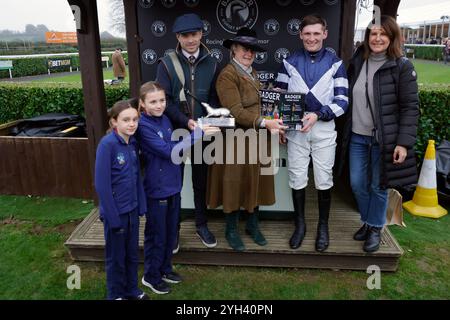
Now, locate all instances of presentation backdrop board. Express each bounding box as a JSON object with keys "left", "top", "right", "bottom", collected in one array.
[{"left": 137, "top": 0, "right": 342, "bottom": 82}]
